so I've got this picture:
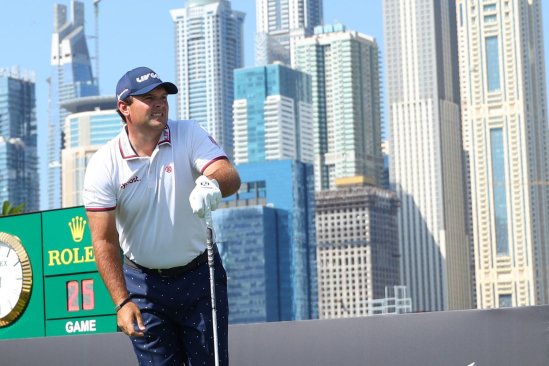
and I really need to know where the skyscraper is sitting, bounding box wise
[384,0,472,311]
[457,0,549,308]
[49,1,99,209]
[216,160,318,322]
[295,24,384,191]
[0,67,39,212]
[233,63,314,165]
[255,0,323,67]
[315,178,401,319]
[170,0,245,161]
[60,95,119,208]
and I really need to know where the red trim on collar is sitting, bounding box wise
[200,156,228,174]
[158,125,171,145]
[119,139,139,159]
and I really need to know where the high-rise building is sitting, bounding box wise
[60,96,119,208]
[457,0,549,308]
[0,67,39,212]
[213,206,282,324]
[315,178,401,319]
[233,63,314,165]
[295,24,384,191]
[255,0,323,67]
[170,0,245,161]
[216,159,318,322]
[49,1,99,209]
[383,0,472,311]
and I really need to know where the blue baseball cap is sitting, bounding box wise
[116,67,178,101]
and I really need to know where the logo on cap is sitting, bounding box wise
[136,73,159,83]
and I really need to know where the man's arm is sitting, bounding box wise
[203,158,241,198]
[86,210,145,337]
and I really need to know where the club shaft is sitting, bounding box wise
[205,211,220,366]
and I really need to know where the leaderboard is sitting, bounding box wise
[0,207,117,340]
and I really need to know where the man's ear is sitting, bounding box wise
[117,100,130,118]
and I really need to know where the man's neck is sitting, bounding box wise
[126,125,162,157]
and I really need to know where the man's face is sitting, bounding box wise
[121,86,169,130]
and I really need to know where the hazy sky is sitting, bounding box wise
[0,0,547,210]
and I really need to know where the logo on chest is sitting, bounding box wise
[119,176,141,189]
[165,165,173,173]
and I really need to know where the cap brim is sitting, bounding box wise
[131,81,178,96]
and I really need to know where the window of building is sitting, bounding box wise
[499,294,512,308]
[490,128,509,255]
[486,36,501,92]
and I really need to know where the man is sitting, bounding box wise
[83,66,240,366]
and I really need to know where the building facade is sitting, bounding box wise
[255,0,323,66]
[60,96,119,207]
[383,0,472,311]
[215,159,318,323]
[170,0,245,160]
[457,0,549,308]
[295,24,384,191]
[213,206,280,324]
[233,64,314,165]
[49,1,99,209]
[0,67,39,212]
[315,178,400,318]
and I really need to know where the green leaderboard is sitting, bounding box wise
[0,207,117,340]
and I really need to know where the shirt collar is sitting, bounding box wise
[118,123,172,160]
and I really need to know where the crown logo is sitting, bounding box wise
[68,216,87,243]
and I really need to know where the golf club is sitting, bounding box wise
[205,209,220,366]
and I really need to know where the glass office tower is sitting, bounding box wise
[0,67,39,212]
[49,1,99,209]
[214,159,318,323]
[233,63,314,165]
[171,0,245,160]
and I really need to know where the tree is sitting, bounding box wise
[1,201,25,216]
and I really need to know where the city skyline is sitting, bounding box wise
[1,0,385,211]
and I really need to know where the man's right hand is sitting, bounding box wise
[117,301,146,337]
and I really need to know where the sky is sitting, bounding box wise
[0,0,547,210]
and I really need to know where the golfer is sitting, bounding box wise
[83,66,240,365]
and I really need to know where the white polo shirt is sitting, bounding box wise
[83,119,227,269]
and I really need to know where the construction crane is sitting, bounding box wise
[93,0,101,89]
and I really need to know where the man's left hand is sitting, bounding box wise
[189,175,222,218]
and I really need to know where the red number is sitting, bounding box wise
[67,281,79,312]
[82,279,95,310]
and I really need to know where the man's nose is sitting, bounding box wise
[154,98,167,107]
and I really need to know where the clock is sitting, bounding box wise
[0,232,33,327]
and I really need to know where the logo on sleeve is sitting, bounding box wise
[119,176,141,189]
[209,136,220,148]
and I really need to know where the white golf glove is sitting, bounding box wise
[189,175,221,218]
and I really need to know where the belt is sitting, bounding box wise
[124,245,217,277]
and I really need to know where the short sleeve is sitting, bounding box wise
[190,121,228,174]
[83,151,117,211]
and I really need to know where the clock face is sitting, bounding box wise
[0,233,32,327]
[0,241,24,318]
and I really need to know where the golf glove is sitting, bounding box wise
[189,175,221,218]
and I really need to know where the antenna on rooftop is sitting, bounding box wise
[93,0,101,89]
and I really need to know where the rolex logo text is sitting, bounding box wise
[48,247,95,266]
